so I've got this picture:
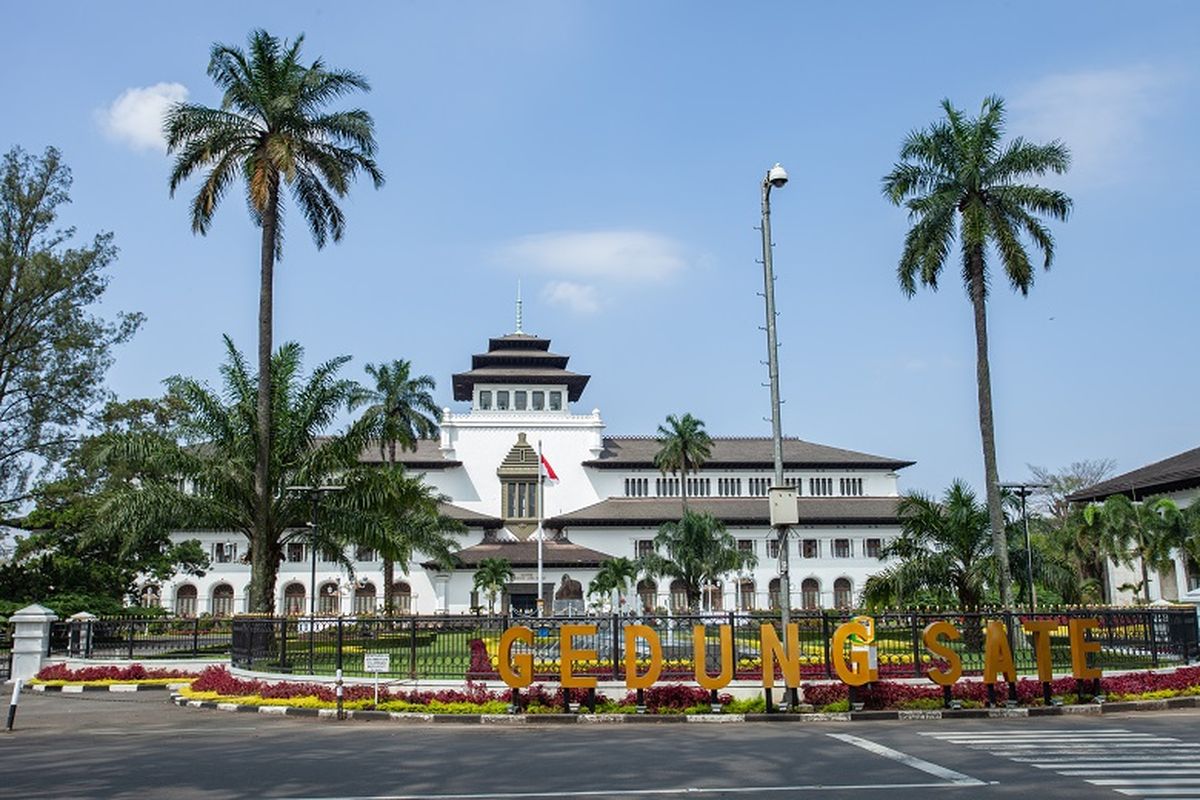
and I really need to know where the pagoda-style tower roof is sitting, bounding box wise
[452,333,591,401]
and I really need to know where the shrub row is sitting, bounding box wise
[35,664,199,682]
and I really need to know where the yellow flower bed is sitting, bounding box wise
[177,685,374,710]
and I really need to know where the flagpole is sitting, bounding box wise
[537,439,545,619]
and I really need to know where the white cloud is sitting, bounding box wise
[1010,65,1177,186]
[541,281,601,314]
[97,82,189,153]
[495,230,687,283]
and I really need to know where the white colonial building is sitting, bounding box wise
[1067,446,1200,604]
[153,327,914,617]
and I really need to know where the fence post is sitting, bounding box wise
[336,617,345,674]
[728,611,737,678]
[611,613,620,682]
[1148,611,1160,668]
[127,618,136,660]
[821,611,833,679]
[193,617,201,657]
[10,605,57,682]
[278,617,288,671]
[910,613,922,679]
[409,617,418,679]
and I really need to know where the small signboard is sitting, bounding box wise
[364,653,390,673]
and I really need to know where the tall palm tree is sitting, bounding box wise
[654,413,713,513]
[587,556,639,611]
[350,360,440,612]
[1092,495,1186,603]
[863,481,996,612]
[882,96,1072,610]
[640,511,756,611]
[352,361,440,464]
[473,557,514,615]
[165,30,384,601]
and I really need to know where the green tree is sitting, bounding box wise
[0,396,206,612]
[0,146,142,513]
[587,556,639,611]
[863,481,997,612]
[473,557,514,615]
[90,338,458,613]
[165,30,384,604]
[349,360,440,613]
[1090,495,1186,603]
[640,511,756,611]
[653,413,713,513]
[882,96,1072,609]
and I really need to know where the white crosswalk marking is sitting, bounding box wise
[920,727,1200,798]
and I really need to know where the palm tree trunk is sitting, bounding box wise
[383,557,395,615]
[252,180,280,614]
[1140,545,1152,603]
[680,455,689,516]
[967,244,1014,610]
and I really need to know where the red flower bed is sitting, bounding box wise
[619,684,733,710]
[36,664,198,682]
[801,666,1200,710]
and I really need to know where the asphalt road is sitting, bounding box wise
[6,692,1200,799]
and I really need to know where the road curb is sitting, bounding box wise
[169,693,1200,724]
[30,682,190,693]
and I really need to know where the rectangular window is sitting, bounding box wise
[321,548,340,563]
[214,543,238,563]
[738,539,755,555]
[479,390,492,410]
[285,543,304,563]
[496,390,510,410]
[532,391,545,410]
[865,538,881,558]
[802,539,818,559]
[767,539,780,559]
[636,540,654,559]
[355,547,377,562]
[549,391,562,411]
[514,391,527,410]
[834,538,851,558]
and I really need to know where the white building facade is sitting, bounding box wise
[152,328,914,617]
[1067,446,1200,604]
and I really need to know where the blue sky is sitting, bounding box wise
[3,2,1197,494]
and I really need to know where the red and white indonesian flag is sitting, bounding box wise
[540,453,559,482]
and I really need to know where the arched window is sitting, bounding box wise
[703,581,723,612]
[211,584,235,617]
[354,582,377,615]
[318,582,340,614]
[637,579,657,614]
[140,584,161,608]
[390,581,412,614]
[768,578,781,611]
[834,577,853,610]
[669,579,689,613]
[175,585,197,617]
[738,579,755,611]
[283,583,306,616]
[801,578,820,610]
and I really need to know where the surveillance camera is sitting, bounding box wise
[767,163,788,188]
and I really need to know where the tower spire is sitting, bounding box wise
[515,280,524,334]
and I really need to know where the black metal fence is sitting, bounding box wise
[48,617,233,660]
[230,607,1200,681]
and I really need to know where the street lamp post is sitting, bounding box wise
[760,162,799,710]
[286,485,344,674]
[999,482,1049,612]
